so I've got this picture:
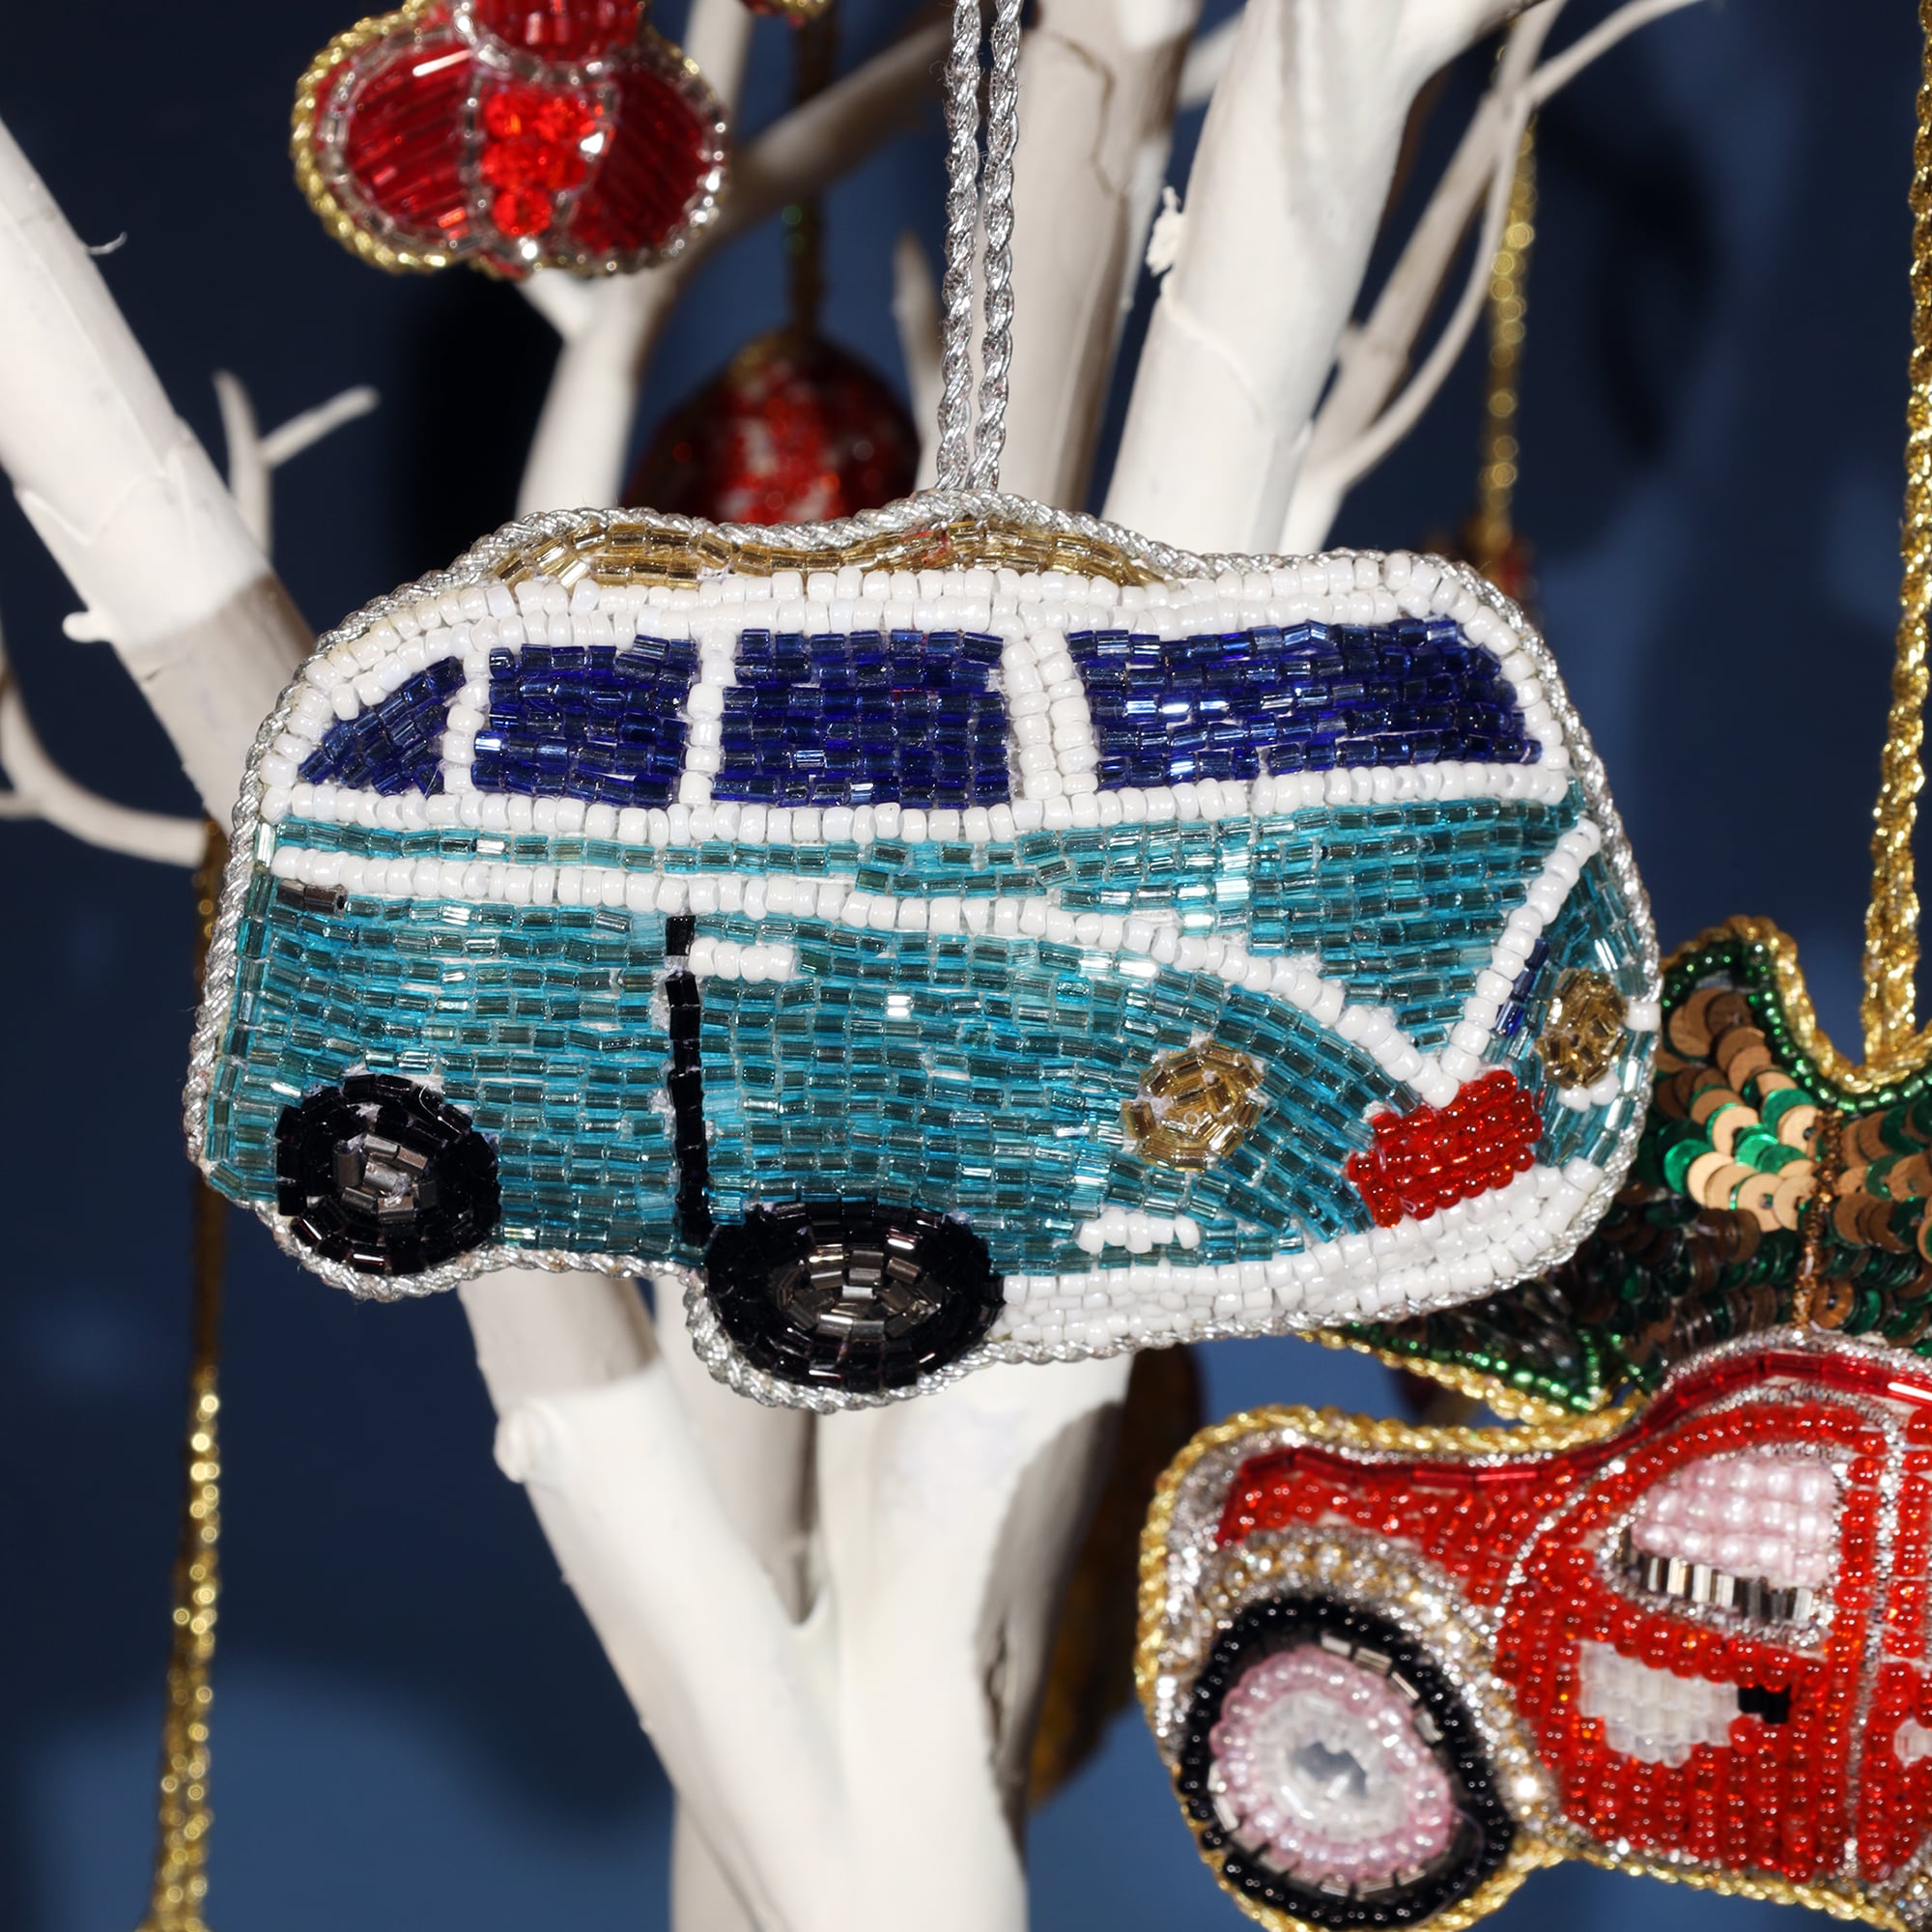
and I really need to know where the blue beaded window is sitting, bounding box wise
[1068,617,1530,787]
[299,658,464,796]
[471,639,698,805]
[713,629,1009,807]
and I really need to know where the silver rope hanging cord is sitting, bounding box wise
[932,0,1026,494]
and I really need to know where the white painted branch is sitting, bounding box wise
[1102,0,1520,552]
[1178,13,1238,111]
[0,628,204,865]
[1282,0,1703,549]
[895,230,944,487]
[518,17,947,515]
[996,0,1204,506]
[494,1333,1126,1932]
[0,118,307,812]
[1280,5,1560,551]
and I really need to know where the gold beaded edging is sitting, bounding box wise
[1304,1326,1582,1423]
[486,506,1173,590]
[1679,915,1932,1097]
[291,1,456,277]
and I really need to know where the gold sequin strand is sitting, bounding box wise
[1468,125,1537,580]
[137,827,229,1932]
[1862,0,1932,1070]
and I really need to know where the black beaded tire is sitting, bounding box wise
[704,1199,1004,1394]
[1175,1595,1514,1929]
[275,1075,500,1275]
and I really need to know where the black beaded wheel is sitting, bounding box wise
[275,1075,500,1275]
[1175,1595,1514,1929]
[704,1199,1004,1394]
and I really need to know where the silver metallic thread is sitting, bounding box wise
[965,0,1023,490]
[933,0,985,490]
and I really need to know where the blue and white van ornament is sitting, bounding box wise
[185,496,1658,1409]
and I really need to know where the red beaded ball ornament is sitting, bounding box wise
[295,0,727,278]
[626,330,918,526]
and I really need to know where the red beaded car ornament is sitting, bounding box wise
[294,0,727,277]
[1138,1333,1932,1930]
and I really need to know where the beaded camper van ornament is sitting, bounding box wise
[1321,9,1932,1426]
[1138,1331,1932,1932]
[187,0,1656,1410]
[293,0,729,277]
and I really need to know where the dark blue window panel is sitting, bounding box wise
[713,629,1010,808]
[470,638,698,806]
[299,657,464,796]
[1067,617,1531,788]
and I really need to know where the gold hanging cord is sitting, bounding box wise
[1468,124,1538,582]
[137,826,229,1932]
[1862,0,1932,1072]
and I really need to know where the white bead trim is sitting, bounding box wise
[993,1157,1605,1350]
[258,756,1574,838]
[1073,1209,1205,1255]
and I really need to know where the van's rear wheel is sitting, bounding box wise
[276,1076,499,1275]
[1176,1595,1514,1927]
[704,1199,1002,1395]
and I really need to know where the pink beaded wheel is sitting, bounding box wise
[1208,1644,1462,1890]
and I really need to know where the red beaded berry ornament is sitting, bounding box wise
[626,329,917,526]
[294,0,727,278]
[1140,1332,1932,1930]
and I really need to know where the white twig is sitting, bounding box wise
[215,372,381,555]
[894,230,944,487]
[0,117,307,812]
[0,626,204,865]
[259,384,379,469]
[1178,15,1238,111]
[1103,0,1523,552]
[516,17,948,514]
[996,0,1206,505]
[1283,0,1705,548]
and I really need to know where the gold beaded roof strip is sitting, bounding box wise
[489,507,1172,590]
[136,830,228,1932]
[1862,0,1932,1073]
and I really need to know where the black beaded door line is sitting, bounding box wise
[665,913,714,1246]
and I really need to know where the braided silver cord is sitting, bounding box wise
[965,0,1023,491]
[933,0,984,491]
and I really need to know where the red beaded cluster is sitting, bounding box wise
[627,331,918,526]
[302,0,726,277]
[1209,1343,1932,1907]
[1346,1068,1542,1227]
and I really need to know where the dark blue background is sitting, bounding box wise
[1,0,1913,1925]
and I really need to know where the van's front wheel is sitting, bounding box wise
[276,1075,500,1276]
[704,1199,1003,1396]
